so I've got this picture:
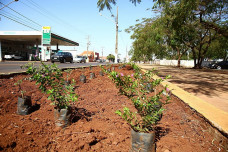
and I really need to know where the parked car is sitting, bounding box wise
[74,55,86,63]
[51,52,73,63]
[4,55,23,60]
[209,61,228,70]
[96,59,106,63]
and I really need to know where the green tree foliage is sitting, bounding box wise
[156,0,228,68]
[107,54,115,62]
[126,17,168,62]
[97,0,141,11]
[98,0,228,67]
[206,36,228,61]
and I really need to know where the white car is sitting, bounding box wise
[4,55,23,60]
[96,59,106,63]
[74,55,86,63]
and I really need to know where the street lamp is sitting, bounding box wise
[0,0,18,10]
[100,6,118,63]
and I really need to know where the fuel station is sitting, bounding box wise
[0,28,79,62]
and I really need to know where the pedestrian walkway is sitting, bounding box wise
[139,64,228,135]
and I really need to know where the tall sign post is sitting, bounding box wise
[41,26,51,61]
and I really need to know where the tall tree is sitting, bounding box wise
[98,0,228,67]
[107,54,115,62]
[126,17,168,62]
[155,0,228,68]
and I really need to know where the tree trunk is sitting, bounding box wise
[197,49,201,68]
[192,47,197,68]
[224,54,228,61]
[177,47,181,67]
[199,57,203,69]
[177,59,181,67]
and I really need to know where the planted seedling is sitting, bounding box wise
[79,67,86,83]
[99,71,104,76]
[90,73,95,79]
[64,69,73,83]
[89,65,93,70]
[14,79,32,115]
[109,63,171,151]
[23,62,78,127]
[106,64,111,72]
[14,79,26,98]
[80,75,86,83]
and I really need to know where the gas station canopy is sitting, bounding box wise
[0,31,79,46]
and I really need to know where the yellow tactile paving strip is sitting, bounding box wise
[140,67,228,135]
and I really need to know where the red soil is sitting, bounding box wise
[0,65,227,152]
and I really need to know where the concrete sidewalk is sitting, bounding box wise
[139,64,228,136]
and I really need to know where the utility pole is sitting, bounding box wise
[115,6,118,63]
[99,7,118,63]
[101,47,104,60]
[86,35,90,62]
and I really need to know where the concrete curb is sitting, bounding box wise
[140,68,228,136]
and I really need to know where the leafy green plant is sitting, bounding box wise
[64,69,73,82]
[89,65,93,70]
[130,63,141,73]
[111,64,171,133]
[100,65,107,73]
[100,64,112,73]
[14,79,26,98]
[115,107,142,132]
[108,71,137,97]
[106,64,112,70]
[23,62,78,109]
[116,89,170,132]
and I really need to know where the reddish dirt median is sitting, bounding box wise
[0,65,227,151]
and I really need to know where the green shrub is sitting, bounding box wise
[108,63,171,132]
[23,62,78,109]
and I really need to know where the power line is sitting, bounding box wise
[0,11,85,47]
[1,1,88,46]
[19,0,58,26]
[26,0,68,25]
[1,10,40,29]
[120,32,126,47]
[0,2,42,27]
[23,0,63,25]
[19,0,90,45]
[0,13,39,31]
[0,2,77,41]
[20,0,88,35]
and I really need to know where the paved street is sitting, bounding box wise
[0,61,107,74]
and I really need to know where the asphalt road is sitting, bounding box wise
[0,61,107,74]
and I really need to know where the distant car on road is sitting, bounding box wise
[96,59,106,63]
[209,61,228,70]
[74,55,86,63]
[51,52,73,63]
[4,55,23,60]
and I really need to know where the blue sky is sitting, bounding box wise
[0,0,156,59]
